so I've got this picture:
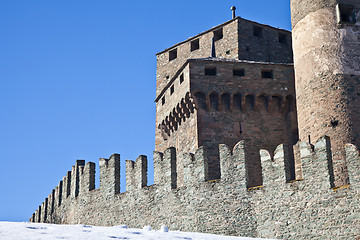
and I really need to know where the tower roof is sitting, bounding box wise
[156,17,291,56]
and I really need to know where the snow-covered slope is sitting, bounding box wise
[0,222,276,240]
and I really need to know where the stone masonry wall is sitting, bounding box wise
[30,136,359,240]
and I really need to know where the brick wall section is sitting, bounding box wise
[156,17,293,99]
[291,1,360,186]
[156,58,298,185]
[189,59,297,185]
[30,136,360,239]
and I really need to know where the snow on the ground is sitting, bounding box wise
[0,222,277,240]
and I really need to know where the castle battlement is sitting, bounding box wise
[30,136,359,239]
[30,2,360,238]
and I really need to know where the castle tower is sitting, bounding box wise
[291,0,360,185]
[155,17,298,187]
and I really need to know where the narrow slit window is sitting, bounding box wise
[337,4,356,24]
[162,96,165,105]
[205,67,217,76]
[278,33,287,44]
[233,69,245,77]
[170,85,174,95]
[213,28,223,41]
[262,70,273,79]
[169,49,177,61]
[190,39,200,51]
[179,73,184,84]
[253,26,263,38]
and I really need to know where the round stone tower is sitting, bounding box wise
[291,0,360,186]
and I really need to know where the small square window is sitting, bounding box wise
[213,28,223,41]
[169,49,177,61]
[262,70,273,79]
[205,67,217,76]
[170,85,174,95]
[337,4,356,24]
[253,26,263,38]
[278,33,287,44]
[162,96,165,105]
[233,69,245,77]
[191,39,200,51]
[179,73,184,84]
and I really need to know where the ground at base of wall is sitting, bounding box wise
[0,222,278,240]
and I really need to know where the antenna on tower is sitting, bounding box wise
[231,6,236,19]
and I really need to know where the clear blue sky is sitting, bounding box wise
[0,0,291,222]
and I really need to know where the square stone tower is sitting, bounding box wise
[155,17,298,187]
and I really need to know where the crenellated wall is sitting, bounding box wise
[30,136,359,239]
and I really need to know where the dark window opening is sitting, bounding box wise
[331,120,339,128]
[162,96,165,105]
[245,95,255,110]
[253,26,263,38]
[285,95,294,112]
[221,93,230,111]
[169,49,177,61]
[257,95,268,111]
[166,75,169,79]
[170,85,174,95]
[179,73,184,84]
[190,39,200,51]
[239,122,243,134]
[226,50,231,55]
[338,4,356,23]
[262,70,273,79]
[233,69,245,77]
[194,92,206,110]
[233,93,242,111]
[278,33,287,44]
[210,93,219,111]
[270,96,282,112]
[205,67,217,76]
[213,28,223,41]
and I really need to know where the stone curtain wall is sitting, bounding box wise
[30,136,359,240]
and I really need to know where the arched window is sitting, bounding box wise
[285,95,294,112]
[256,95,268,112]
[233,93,242,111]
[209,92,219,111]
[194,92,206,110]
[245,95,254,111]
[270,96,282,113]
[221,93,230,111]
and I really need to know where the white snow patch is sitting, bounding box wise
[159,225,168,232]
[0,221,278,240]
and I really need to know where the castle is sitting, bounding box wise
[30,1,360,239]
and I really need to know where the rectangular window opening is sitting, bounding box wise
[179,73,184,84]
[169,49,177,61]
[253,26,263,38]
[190,39,200,51]
[233,69,245,77]
[262,70,273,79]
[205,67,217,76]
[213,28,223,41]
[278,33,287,44]
[337,4,356,24]
[162,96,165,105]
[170,85,174,95]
